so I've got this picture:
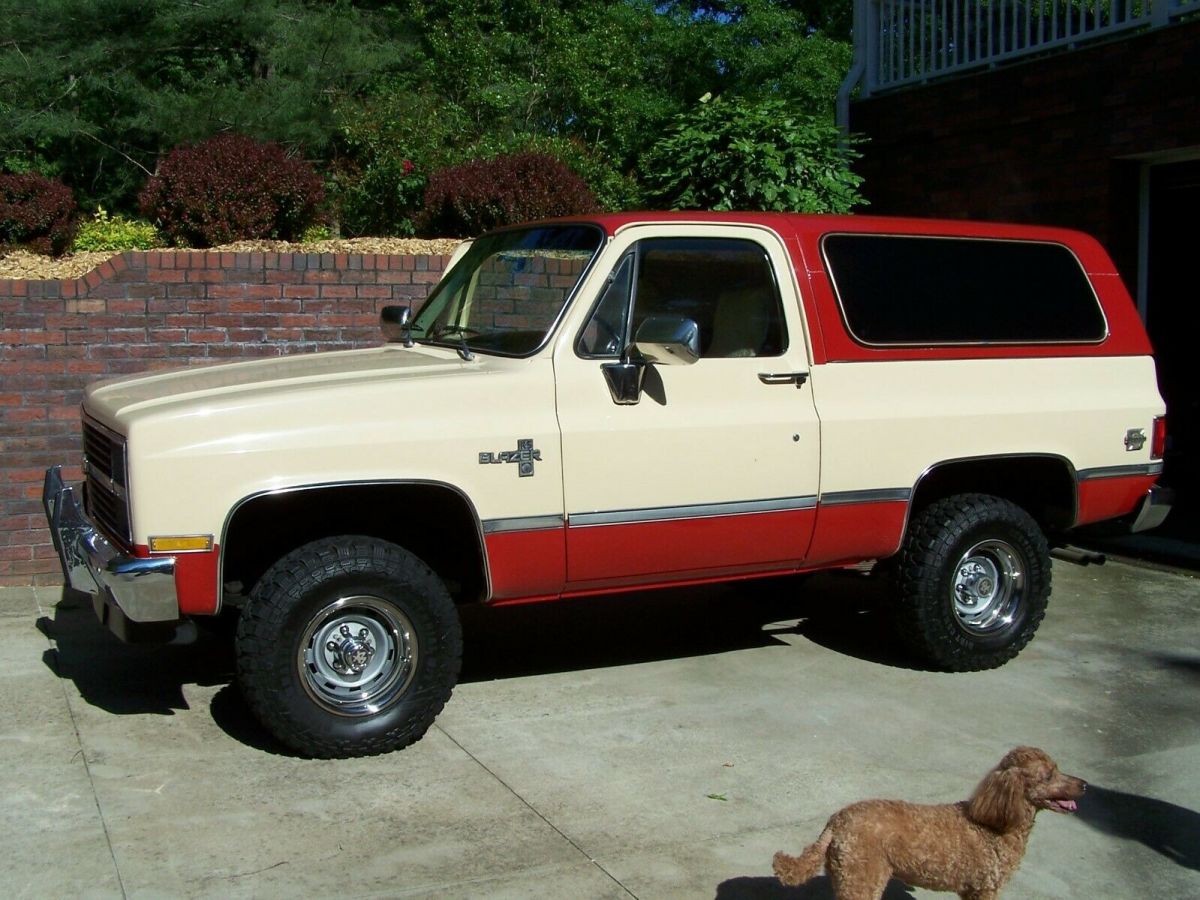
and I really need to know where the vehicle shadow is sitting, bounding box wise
[38,569,919,752]
[36,586,234,716]
[715,875,916,899]
[1075,783,1200,871]
[36,586,289,753]
[1155,653,1200,683]
[457,569,922,683]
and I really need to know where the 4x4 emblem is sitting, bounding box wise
[479,439,541,477]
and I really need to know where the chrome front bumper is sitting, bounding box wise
[42,466,180,639]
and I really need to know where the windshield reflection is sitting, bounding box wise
[411,224,603,357]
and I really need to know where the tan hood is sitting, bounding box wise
[84,345,474,427]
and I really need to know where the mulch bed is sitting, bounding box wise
[0,237,464,281]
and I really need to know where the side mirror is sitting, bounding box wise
[600,361,645,405]
[601,315,700,405]
[381,305,413,346]
[631,315,700,366]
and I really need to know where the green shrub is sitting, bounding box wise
[641,94,867,214]
[0,173,78,255]
[300,223,334,243]
[71,208,163,252]
[139,134,325,247]
[333,156,426,238]
[330,86,450,238]
[419,152,599,238]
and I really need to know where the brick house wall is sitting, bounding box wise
[848,19,1200,283]
[0,250,449,585]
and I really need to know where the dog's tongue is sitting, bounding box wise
[1054,799,1078,812]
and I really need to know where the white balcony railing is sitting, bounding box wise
[839,0,1198,121]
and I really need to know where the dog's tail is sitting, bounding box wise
[772,824,833,887]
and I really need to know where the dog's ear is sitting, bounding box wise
[968,765,1027,832]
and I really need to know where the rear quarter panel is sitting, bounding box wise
[786,217,1165,546]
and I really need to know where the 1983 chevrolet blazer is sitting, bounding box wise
[44,212,1171,757]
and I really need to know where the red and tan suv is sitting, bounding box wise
[45,212,1170,757]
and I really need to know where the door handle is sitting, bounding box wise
[758,372,809,387]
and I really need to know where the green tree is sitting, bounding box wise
[641,93,865,213]
[339,0,853,215]
[1,0,858,230]
[0,0,403,211]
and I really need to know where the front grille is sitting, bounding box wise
[82,418,132,546]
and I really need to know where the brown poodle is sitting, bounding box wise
[773,747,1086,900]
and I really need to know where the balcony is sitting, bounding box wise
[840,0,1199,119]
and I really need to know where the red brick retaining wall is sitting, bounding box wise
[0,250,450,585]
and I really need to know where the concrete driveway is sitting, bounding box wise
[3,558,1199,899]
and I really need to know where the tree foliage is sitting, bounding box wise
[0,0,859,233]
[643,94,865,213]
[0,0,400,210]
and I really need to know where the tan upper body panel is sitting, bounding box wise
[85,345,564,543]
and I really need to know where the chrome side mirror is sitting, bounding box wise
[631,315,700,366]
[381,305,413,346]
[600,315,700,405]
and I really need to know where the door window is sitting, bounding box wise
[577,237,787,359]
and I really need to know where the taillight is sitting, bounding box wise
[1151,415,1167,460]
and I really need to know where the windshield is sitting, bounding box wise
[411,224,603,357]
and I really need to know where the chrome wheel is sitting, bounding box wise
[298,595,418,716]
[951,539,1024,636]
[894,494,1049,671]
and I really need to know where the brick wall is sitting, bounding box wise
[0,250,449,585]
[849,19,1200,283]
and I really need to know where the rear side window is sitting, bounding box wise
[822,234,1107,345]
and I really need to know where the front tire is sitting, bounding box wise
[236,536,462,758]
[893,494,1050,671]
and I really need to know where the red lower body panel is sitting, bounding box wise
[564,507,816,591]
[485,528,567,602]
[803,500,908,567]
[483,499,911,604]
[1076,473,1159,527]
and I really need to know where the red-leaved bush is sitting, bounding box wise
[419,152,598,237]
[139,134,324,247]
[0,173,78,256]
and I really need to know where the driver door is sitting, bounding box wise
[552,225,821,591]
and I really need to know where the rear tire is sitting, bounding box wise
[236,536,462,758]
[894,494,1050,671]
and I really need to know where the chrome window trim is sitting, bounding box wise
[575,232,792,362]
[819,233,1111,348]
